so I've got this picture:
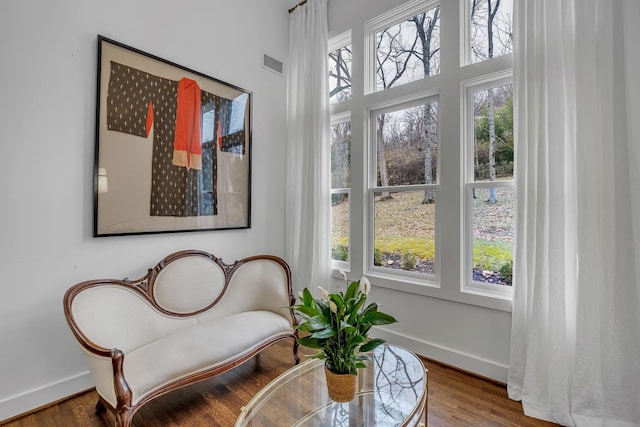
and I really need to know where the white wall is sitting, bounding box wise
[0,0,514,420]
[328,0,513,382]
[0,0,291,421]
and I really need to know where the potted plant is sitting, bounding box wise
[292,273,398,402]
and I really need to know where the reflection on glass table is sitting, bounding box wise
[236,344,427,427]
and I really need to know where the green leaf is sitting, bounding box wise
[344,280,360,301]
[316,300,329,313]
[350,335,366,346]
[362,311,397,326]
[298,336,324,349]
[297,318,330,333]
[311,328,336,339]
[293,304,322,318]
[305,315,331,330]
[359,338,385,352]
[339,320,356,333]
[305,351,325,359]
[362,302,378,315]
[355,361,367,369]
[329,293,344,313]
[302,288,315,307]
[351,294,367,315]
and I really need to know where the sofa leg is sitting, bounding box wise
[95,399,106,414]
[115,407,134,427]
[293,340,300,365]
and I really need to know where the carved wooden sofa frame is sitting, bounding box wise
[63,250,299,427]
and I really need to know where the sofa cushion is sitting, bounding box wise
[123,310,292,404]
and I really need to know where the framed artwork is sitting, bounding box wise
[94,36,252,237]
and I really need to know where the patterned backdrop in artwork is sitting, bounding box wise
[106,61,218,217]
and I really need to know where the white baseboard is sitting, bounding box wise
[372,327,509,383]
[0,371,93,423]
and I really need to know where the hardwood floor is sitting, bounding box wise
[2,341,558,427]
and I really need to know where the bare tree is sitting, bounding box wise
[471,0,503,203]
[410,7,440,204]
[375,26,418,200]
[330,121,351,190]
[329,46,352,102]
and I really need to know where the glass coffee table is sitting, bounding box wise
[236,344,427,426]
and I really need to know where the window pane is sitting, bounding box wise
[332,193,350,262]
[473,84,513,185]
[375,6,440,91]
[331,121,351,189]
[331,121,350,263]
[376,102,438,187]
[373,190,435,275]
[471,187,513,285]
[329,45,352,103]
[470,0,513,63]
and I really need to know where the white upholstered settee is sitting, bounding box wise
[63,250,299,427]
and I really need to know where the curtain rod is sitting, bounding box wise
[288,0,307,13]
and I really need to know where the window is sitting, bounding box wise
[329,32,352,104]
[463,79,514,297]
[371,99,438,279]
[329,32,352,269]
[331,117,351,265]
[329,0,513,310]
[468,0,513,64]
[374,4,440,91]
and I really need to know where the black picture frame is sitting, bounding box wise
[94,36,252,237]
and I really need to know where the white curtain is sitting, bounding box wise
[286,0,331,292]
[509,1,640,426]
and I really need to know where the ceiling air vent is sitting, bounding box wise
[263,54,284,75]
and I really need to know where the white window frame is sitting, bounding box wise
[366,92,441,286]
[328,0,514,312]
[460,0,514,67]
[329,30,353,272]
[364,0,441,95]
[330,111,352,272]
[329,30,353,106]
[461,72,514,300]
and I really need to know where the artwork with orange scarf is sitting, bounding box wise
[95,36,251,236]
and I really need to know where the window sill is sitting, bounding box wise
[337,267,513,312]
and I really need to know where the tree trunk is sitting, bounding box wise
[487,88,497,204]
[486,0,500,204]
[412,8,439,204]
[422,105,435,204]
[377,114,391,200]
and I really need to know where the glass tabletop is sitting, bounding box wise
[236,344,427,427]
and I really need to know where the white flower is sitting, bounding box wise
[318,286,330,301]
[298,291,304,300]
[359,276,371,295]
[339,270,348,282]
[329,300,338,313]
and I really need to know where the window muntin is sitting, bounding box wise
[375,5,441,92]
[469,0,513,64]
[331,120,351,264]
[329,44,352,104]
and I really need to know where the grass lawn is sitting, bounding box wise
[332,188,513,283]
